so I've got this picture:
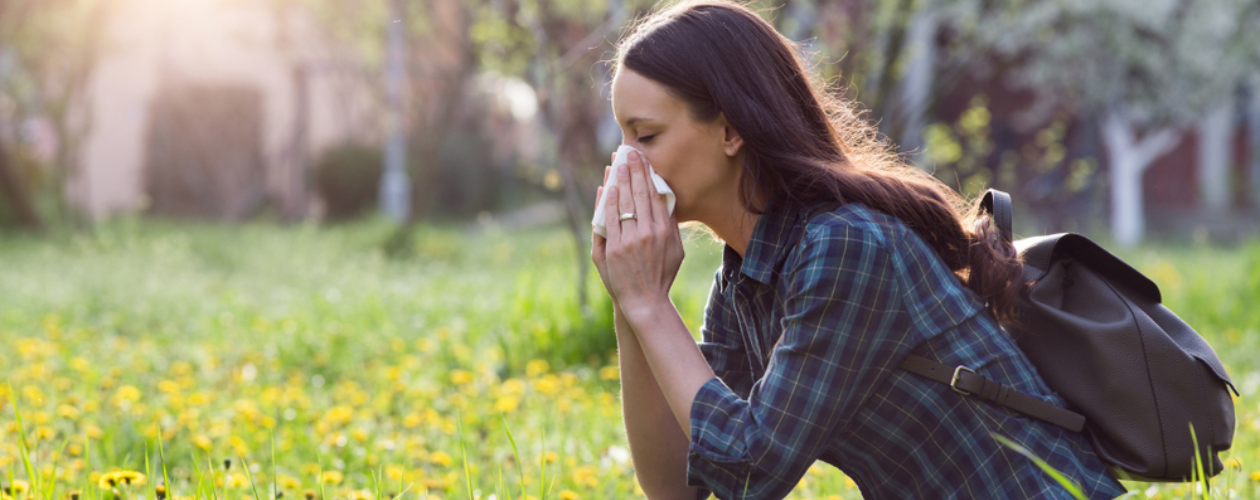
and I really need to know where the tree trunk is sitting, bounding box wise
[380,0,411,221]
[1103,108,1179,247]
[0,141,43,230]
[898,6,936,168]
[1196,101,1233,213]
[1246,85,1260,214]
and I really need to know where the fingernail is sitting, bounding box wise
[629,151,639,162]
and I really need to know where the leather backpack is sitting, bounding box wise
[893,189,1238,482]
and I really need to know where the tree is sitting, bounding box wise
[0,0,109,228]
[938,0,1260,246]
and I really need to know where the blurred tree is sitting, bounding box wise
[938,0,1260,246]
[470,0,640,317]
[0,0,109,228]
[0,141,41,230]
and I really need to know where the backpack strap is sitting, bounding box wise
[980,189,1013,245]
[899,354,1087,432]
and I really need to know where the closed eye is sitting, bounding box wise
[638,134,657,144]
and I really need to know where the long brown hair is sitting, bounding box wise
[614,0,1028,325]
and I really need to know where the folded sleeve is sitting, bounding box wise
[685,224,916,499]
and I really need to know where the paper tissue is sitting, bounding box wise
[591,144,676,238]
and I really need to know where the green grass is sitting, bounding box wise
[0,218,1256,499]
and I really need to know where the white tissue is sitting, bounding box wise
[591,144,676,237]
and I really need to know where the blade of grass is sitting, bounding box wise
[270,433,277,500]
[456,413,474,500]
[538,428,547,500]
[146,444,154,500]
[9,383,41,498]
[189,451,207,500]
[46,432,73,500]
[157,437,171,500]
[1189,423,1209,499]
[498,411,527,500]
[316,448,326,500]
[239,454,263,500]
[991,433,1088,500]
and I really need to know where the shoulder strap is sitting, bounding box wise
[980,189,1013,245]
[899,354,1087,432]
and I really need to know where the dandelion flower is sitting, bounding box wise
[525,360,550,377]
[430,451,453,467]
[278,475,301,491]
[225,473,248,490]
[8,480,29,495]
[558,491,579,500]
[449,370,474,385]
[319,471,343,485]
[117,471,146,487]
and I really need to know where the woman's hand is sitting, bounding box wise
[594,150,684,312]
[592,153,617,302]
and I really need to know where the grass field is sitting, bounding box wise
[0,218,1257,500]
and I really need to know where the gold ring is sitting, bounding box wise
[619,212,637,222]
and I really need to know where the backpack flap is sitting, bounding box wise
[1009,232,1237,481]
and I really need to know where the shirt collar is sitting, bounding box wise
[724,195,810,286]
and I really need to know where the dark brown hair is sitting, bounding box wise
[614,0,1028,325]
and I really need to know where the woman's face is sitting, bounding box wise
[610,67,742,223]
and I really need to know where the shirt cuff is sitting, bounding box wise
[686,376,753,495]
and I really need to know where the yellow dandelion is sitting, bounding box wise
[278,475,301,491]
[525,360,550,377]
[449,370,474,385]
[543,451,558,464]
[224,473,248,490]
[319,471,343,486]
[599,365,619,381]
[192,434,213,451]
[35,426,56,440]
[56,405,80,419]
[1251,470,1260,481]
[558,491,579,500]
[532,376,559,395]
[300,463,321,477]
[8,480,29,495]
[347,490,373,500]
[495,396,520,413]
[118,471,146,487]
[430,451,453,467]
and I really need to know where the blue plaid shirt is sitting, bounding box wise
[686,197,1126,499]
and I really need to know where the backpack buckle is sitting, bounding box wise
[951,365,976,395]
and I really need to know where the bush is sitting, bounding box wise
[314,143,384,220]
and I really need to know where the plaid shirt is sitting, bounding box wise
[686,197,1126,499]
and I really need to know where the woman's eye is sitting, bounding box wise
[638,134,656,144]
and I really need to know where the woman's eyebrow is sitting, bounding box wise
[624,116,655,126]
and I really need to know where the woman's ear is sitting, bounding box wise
[717,113,743,157]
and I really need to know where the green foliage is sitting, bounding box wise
[313,144,384,221]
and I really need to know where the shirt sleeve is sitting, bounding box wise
[685,223,916,499]
[696,268,755,399]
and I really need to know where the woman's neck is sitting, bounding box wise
[701,189,766,259]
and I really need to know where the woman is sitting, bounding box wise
[591,1,1126,499]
